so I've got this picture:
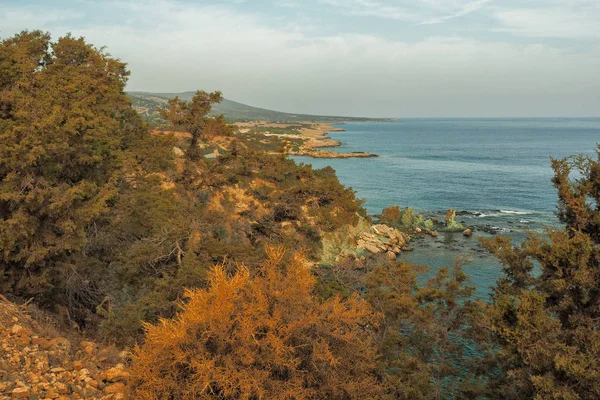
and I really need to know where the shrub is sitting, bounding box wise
[131,247,384,400]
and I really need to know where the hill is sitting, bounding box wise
[128,91,393,124]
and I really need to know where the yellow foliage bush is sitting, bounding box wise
[130,246,384,399]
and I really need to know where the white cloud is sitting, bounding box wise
[420,0,492,25]
[495,7,600,39]
[320,0,415,21]
[0,5,82,37]
[1,0,599,116]
[321,0,494,24]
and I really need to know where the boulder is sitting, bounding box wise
[463,229,473,237]
[386,251,397,260]
[372,224,393,236]
[364,244,381,254]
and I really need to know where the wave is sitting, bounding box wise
[498,210,535,215]
[456,209,536,218]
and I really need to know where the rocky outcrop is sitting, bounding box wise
[321,216,410,264]
[0,298,129,400]
[445,209,456,224]
[356,224,410,257]
[443,208,465,232]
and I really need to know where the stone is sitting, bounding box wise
[99,365,129,383]
[11,386,30,398]
[32,337,52,350]
[48,338,69,351]
[372,224,392,236]
[415,227,422,233]
[84,378,99,389]
[55,382,68,394]
[445,209,456,224]
[172,146,185,156]
[463,228,473,237]
[430,231,438,238]
[103,382,126,395]
[72,361,84,371]
[386,251,397,260]
[364,244,381,254]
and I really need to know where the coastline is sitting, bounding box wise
[234,121,378,158]
[294,123,378,158]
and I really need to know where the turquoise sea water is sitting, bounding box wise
[293,118,600,298]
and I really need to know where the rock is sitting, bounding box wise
[372,224,392,236]
[11,325,24,335]
[99,364,129,383]
[386,251,397,260]
[104,382,126,395]
[445,209,456,224]
[364,244,381,254]
[463,229,473,237]
[430,231,438,238]
[72,360,84,371]
[172,146,185,156]
[32,337,52,350]
[415,227,422,233]
[11,386,30,398]
[16,336,31,347]
[48,337,70,351]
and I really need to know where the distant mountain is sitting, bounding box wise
[128,91,393,124]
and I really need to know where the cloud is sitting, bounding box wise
[494,7,600,39]
[419,0,492,25]
[320,0,415,21]
[1,0,599,116]
[321,0,493,24]
[0,5,82,37]
[275,1,302,8]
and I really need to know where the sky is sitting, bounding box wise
[1,0,599,117]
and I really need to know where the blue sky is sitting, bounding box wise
[1,0,599,117]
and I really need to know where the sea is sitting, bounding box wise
[292,118,600,298]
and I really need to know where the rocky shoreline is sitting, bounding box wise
[234,121,379,159]
[292,124,378,158]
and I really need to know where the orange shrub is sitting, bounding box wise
[130,246,384,400]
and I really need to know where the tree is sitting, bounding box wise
[0,31,145,301]
[482,146,600,399]
[159,90,231,161]
[131,246,384,400]
[365,259,490,399]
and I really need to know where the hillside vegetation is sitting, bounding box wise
[2,31,600,400]
[128,91,394,124]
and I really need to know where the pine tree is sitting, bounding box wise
[159,90,231,161]
[482,146,600,399]
[366,259,490,399]
[0,31,144,301]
